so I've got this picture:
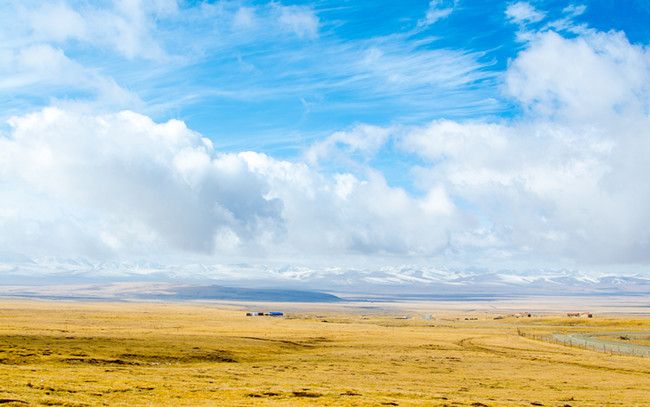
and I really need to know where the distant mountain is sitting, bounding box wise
[0,282,343,303]
[1,256,649,298]
[172,285,342,302]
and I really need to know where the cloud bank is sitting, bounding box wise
[0,108,283,259]
[0,2,649,279]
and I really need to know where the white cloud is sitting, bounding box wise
[3,26,649,269]
[305,124,391,166]
[350,43,493,106]
[233,6,256,30]
[419,0,459,27]
[242,153,461,258]
[0,107,464,263]
[0,0,502,129]
[0,108,283,258]
[27,2,87,42]
[93,0,166,60]
[548,4,588,33]
[505,2,545,24]
[506,30,650,122]
[507,2,590,41]
[0,43,141,112]
[7,0,170,61]
[0,1,171,118]
[142,0,179,17]
[274,4,319,39]
[562,4,586,18]
[1,2,649,275]
[400,28,650,265]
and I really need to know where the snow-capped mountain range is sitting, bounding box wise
[1,255,648,297]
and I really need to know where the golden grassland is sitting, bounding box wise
[0,299,649,406]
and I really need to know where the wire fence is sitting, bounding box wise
[517,329,650,358]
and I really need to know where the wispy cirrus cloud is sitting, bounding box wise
[418,0,459,27]
[0,0,503,145]
[505,1,545,25]
[274,4,320,39]
[0,43,142,118]
[14,0,174,60]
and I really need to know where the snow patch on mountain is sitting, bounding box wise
[0,256,648,295]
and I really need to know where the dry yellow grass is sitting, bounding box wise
[0,299,648,406]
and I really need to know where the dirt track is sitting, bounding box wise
[552,331,650,357]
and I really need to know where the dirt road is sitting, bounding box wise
[552,331,650,357]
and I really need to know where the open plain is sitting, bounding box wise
[0,298,649,407]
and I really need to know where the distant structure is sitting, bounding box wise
[567,312,593,318]
[493,312,533,320]
[246,311,284,317]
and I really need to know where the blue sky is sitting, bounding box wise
[2,1,519,152]
[1,0,650,280]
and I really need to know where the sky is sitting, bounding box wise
[1,0,650,280]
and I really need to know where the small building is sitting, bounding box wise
[567,312,592,318]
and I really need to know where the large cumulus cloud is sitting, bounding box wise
[0,108,464,263]
[242,151,463,260]
[401,28,650,266]
[0,108,283,258]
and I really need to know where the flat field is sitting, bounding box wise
[0,299,649,406]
